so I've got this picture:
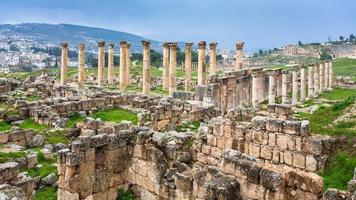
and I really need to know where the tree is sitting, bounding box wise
[259,49,263,56]
[350,34,356,42]
[298,41,303,46]
[339,35,345,41]
[320,51,332,61]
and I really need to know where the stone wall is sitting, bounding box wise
[196,115,332,173]
[57,112,330,200]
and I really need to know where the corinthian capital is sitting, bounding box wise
[236,42,244,50]
[209,42,218,50]
[109,43,114,49]
[141,40,151,49]
[198,41,206,49]
[61,42,68,48]
[185,43,193,50]
[98,41,105,47]
[120,41,128,48]
[163,42,171,48]
[170,42,178,50]
[78,44,85,51]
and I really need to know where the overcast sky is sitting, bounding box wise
[0,0,355,51]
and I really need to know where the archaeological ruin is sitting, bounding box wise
[0,39,355,200]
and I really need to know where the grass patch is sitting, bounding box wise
[333,58,356,80]
[319,88,356,101]
[27,150,57,178]
[319,152,356,190]
[66,112,85,128]
[39,130,69,144]
[176,121,201,132]
[34,186,57,200]
[0,120,12,132]
[92,107,138,124]
[19,119,49,132]
[117,188,136,200]
[0,151,27,163]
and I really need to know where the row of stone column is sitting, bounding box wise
[60,41,245,95]
[60,41,131,89]
[252,61,333,108]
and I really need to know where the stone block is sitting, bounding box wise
[252,130,268,145]
[293,152,305,169]
[305,155,318,172]
[302,137,323,155]
[248,144,260,158]
[0,133,9,144]
[276,134,287,150]
[260,146,272,160]
[251,116,268,131]
[286,135,296,151]
[0,162,19,183]
[210,147,222,158]
[268,133,276,146]
[201,144,211,155]
[266,119,283,132]
[90,134,108,148]
[260,167,285,192]
[283,120,301,135]
[207,134,217,146]
[283,151,293,166]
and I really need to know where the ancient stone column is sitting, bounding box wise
[328,61,333,90]
[209,42,218,75]
[198,41,206,85]
[300,66,306,102]
[142,40,151,94]
[97,41,105,86]
[185,43,193,92]
[319,62,324,92]
[162,42,170,90]
[252,73,259,108]
[281,70,289,104]
[324,61,329,90]
[119,41,127,90]
[78,44,85,89]
[235,42,244,70]
[313,63,319,95]
[291,66,298,105]
[108,43,114,85]
[169,42,177,96]
[307,65,314,98]
[60,43,68,85]
[268,71,276,104]
[126,43,131,86]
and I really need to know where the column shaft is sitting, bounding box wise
[292,68,298,105]
[169,43,177,96]
[307,65,314,98]
[313,63,319,95]
[268,73,276,104]
[198,41,206,85]
[60,43,68,85]
[97,41,105,86]
[185,43,193,92]
[209,42,217,75]
[300,67,306,102]
[235,42,244,70]
[282,71,288,104]
[328,61,333,89]
[108,44,114,85]
[126,43,131,86]
[252,74,259,108]
[142,41,151,94]
[119,41,127,90]
[324,61,329,90]
[78,44,85,89]
[162,43,170,90]
[319,63,324,92]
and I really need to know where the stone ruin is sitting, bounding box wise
[0,40,355,200]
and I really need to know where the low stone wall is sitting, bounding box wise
[0,78,21,94]
[196,115,332,173]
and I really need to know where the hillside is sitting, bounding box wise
[0,23,161,52]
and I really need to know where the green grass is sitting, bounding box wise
[0,120,12,132]
[66,112,85,128]
[176,121,201,132]
[319,152,356,190]
[117,188,136,200]
[0,151,27,163]
[319,88,356,100]
[27,150,57,178]
[19,119,49,132]
[26,94,41,102]
[333,58,356,80]
[92,107,138,124]
[34,186,57,200]
[39,130,69,144]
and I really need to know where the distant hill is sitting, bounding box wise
[0,23,162,52]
